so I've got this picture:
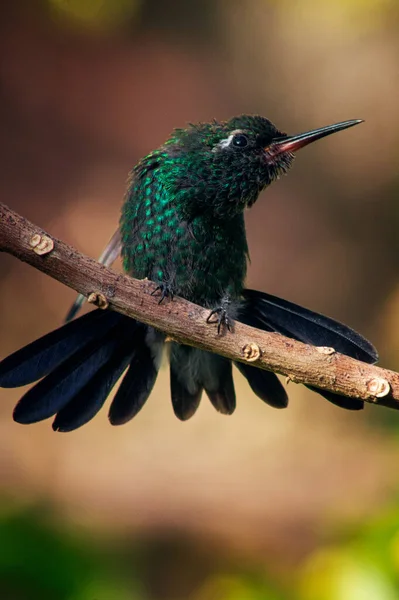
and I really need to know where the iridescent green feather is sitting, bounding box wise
[120,116,286,305]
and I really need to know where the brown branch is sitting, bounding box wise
[0,201,398,410]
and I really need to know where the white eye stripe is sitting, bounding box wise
[218,134,235,149]
[212,129,245,152]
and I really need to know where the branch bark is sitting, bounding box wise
[0,202,398,410]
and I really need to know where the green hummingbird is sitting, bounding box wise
[0,115,377,431]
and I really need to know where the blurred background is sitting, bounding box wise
[1,0,399,598]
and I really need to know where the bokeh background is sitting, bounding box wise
[1,1,399,598]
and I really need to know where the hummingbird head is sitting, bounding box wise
[163,115,362,219]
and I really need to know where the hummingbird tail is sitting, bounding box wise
[239,289,378,410]
[170,365,203,420]
[169,344,236,420]
[0,310,161,431]
[235,362,288,408]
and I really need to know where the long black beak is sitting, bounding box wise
[269,119,363,154]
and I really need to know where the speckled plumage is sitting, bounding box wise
[120,115,290,306]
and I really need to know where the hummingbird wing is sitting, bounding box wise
[0,310,162,431]
[108,340,159,426]
[0,309,121,387]
[239,289,378,410]
[65,228,122,322]
[53,323,160,432]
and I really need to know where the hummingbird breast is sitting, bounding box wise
[121,189,248,306]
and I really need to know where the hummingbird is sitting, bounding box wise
[0,115,378,431]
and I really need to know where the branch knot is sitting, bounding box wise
[29,233,54,255]
[87,292,109,310]
[366,377,391,399]
[242,342,261,362]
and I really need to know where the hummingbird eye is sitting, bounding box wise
[232,133,249,148]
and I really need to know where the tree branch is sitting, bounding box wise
[0,202,398,410]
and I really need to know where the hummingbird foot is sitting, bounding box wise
[206,298,233,335]
[151,282,175,304]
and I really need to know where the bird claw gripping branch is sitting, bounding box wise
[151,282,175,304]
[206,297,233,334]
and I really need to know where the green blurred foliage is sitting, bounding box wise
[4,505,399,600]
[0,507,138,600]
[0,506,288,600]
[194,573,286,600]
[299,510,399,600]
